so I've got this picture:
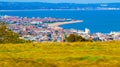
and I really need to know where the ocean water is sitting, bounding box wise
[0,10,120,33]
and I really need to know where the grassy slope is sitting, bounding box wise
[0,41,120,67]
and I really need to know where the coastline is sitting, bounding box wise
[0,9,120,12]
[48,20,83,29]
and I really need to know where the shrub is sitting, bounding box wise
[0,22,30,43]
[66,34,92,42]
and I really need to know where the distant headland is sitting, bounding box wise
[0,2,120,10]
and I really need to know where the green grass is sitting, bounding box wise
[0,41,120,67]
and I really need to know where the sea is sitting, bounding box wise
[0,10,120,33]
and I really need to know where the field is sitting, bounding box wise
[0,41,120,67]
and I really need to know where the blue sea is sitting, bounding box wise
[0,10,120,33]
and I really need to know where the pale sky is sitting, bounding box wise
[0,0,120,3]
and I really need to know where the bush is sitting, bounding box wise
[66,34,91,42]
[0,22,30,43]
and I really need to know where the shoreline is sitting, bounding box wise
[0,9,120,12]
[48,20,83,29]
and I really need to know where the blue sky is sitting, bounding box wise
[0,0,120,3]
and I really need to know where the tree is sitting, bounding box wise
[66,34,91,42]
[66,34,76,42]
[0,22,30,43]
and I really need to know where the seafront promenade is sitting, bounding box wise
[48,20,83,27]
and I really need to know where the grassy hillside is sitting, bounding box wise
[0,41,120,67]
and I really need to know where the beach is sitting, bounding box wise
[48,20,83,28]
